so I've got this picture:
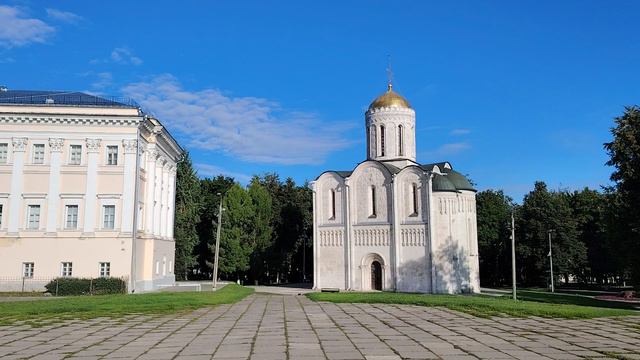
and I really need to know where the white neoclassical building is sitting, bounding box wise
[311,83,480,294]
[0,89,182,292]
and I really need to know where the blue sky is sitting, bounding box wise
[2,1,639,201]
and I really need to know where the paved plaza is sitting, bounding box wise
[0,294,639,360]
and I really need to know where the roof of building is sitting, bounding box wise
[442,169,475,191]
[432,174,458,192]
[317,160,476,192]
[368,84,412,111]
[0,89,139,108]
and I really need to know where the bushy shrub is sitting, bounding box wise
[44,277,127,296]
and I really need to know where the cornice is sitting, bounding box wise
[0,114,141,127]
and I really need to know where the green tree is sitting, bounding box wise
[173,153,202,280]
[518,182,586,286]
[569,188,609,283]
[215,183,256,280]
[604,106,640,286]
[248,177,273,283]
[476,190,514,287]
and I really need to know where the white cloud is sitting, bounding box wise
[424,142,471,159]
[46,8,82,24]
[92,72,113,89]
[450,128,471,135]
[122,74,352,165]
[0,6,55,47]
[111,47,142,65]
[195,163,251,184]
[90,47,143,65]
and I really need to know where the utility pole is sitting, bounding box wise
[511,210,516,300]
[548,230,555,293]
[302,236,306,283]
[212,193,223,289]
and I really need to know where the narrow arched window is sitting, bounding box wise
[371,126,377,158]
[370,186,377,218]
[398,125,404,156]
[380,125,385,157]
[411,183,418,216]
[330,189,336,220]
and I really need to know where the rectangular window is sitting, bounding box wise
[28,205,40,229]
[0,204,3,227]
[0,143,7,164]
[103,205,115,229]
[107,145,118,165]
[33,144,45,164]
[99,262,110,277]
[69,145,82,165]
[65,205,79,229]
[61,262,72,277]
[23,262,34,278]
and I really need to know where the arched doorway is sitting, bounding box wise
[371,261,382,290]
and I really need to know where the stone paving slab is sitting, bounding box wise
[0,294,639,359]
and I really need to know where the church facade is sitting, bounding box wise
[311,84,480,294]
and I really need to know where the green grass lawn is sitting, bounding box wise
[307,291,639,319]
[0,284,254,326]
[515,290,639,310]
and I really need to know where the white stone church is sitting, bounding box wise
[311,83,480,294]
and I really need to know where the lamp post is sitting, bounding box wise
[511,210,517,300]
[212,193,223,289]
[548,229,555,293]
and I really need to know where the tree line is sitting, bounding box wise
[173,164,312,285]
[477,106,640,289]
[173,106,640,289]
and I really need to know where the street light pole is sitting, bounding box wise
[212,193,223,289]
[511,210,516,300]
[548,230,555,293]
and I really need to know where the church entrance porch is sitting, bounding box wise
[371,261,382,290]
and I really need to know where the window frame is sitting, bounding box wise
[99,262,111,277]
[65,205,79,229]
[27,204,41,230]
[69,144,82,165]
[0,142,8,164]
[61,262,73,277]
[102,205,116,229]
[32,143,45,164]
[22,262,34,278]
[106,145,118,165]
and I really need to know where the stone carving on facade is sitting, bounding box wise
[156,156,167,167]
[85,138,102,153]
[319,229,344,247]
[122,139,138,154]
[11,137,28,152]
[146,148,159,161]
[48,138,64,152]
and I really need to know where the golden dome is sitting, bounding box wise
[368,84,412,110]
